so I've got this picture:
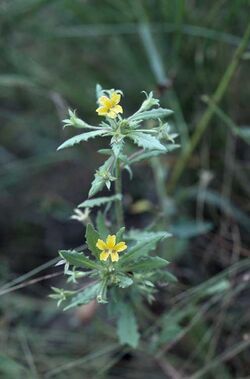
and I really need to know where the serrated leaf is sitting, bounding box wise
[59,250,101,270]
[128,132,166,151]
[78,194,122,208]
[129,107,173,121]
[88,156,114,198]
[88,176,106,198]
[96,212,109,239]
[111,141,124,157]
[120,233,170,263]
[117,303,140,348]
[57,129,106,150]
[124,256,169,272]
[64,283,100,310]
[85,224,100,258]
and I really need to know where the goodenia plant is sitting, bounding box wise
[50,85,179,348]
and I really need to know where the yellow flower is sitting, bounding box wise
[96,92,123,119]
[96,234,127,262]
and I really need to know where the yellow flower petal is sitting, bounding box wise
[113,104,123,114]
[113,241,127,252]
[96,239,107,250]
[96,106,108,115]
[111,251,119,262]
[98,96,109,106]
[96,91,122,118]
[107,110,117,119]
[106,234,116,249]
[100,251,110,261]
[110,92,121,105]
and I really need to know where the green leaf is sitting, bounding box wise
[57,130,106,150]
[128,132,166,151]
[111,140,124,157]
[155,270,178,283]
[129,150,165,164]
[85,224,100,258]
[88,156,114,198]
[117,303,140,348]
[129,107,173,121]
[165,143,180,152]
[59,250,101,270]
[88,176,106,198]
[116,226,125,242]
[121,233,170,263]
[98,149,112,155]
[96,212,109,239]
[96,83,103,99]
[64,283,100,310]
[124,256,169,272]
[63,109,98,130]
[78,194,122,208]
[116,274,133,288]
[126,230,171,241]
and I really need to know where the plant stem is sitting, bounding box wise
[97,276,108,304]
[167,23,250,194]
[115,158,124,228]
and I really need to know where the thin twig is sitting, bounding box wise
[0,272,63,296]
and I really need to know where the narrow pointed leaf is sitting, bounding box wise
[85,224,100,258]
[57,130,106,150]
[124,256,169,272]
[78,194,122,208]
[117,303,140,348]
[120,233,170,263]
[64,283,100,310]
[96,212,109,239]
[59,250,101,270]
[128,132,166,151]
[129,107,173,121]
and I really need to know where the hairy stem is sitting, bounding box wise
[115,158,124,228]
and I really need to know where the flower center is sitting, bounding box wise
[105,249,113,255]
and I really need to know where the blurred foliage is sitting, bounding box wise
[0,0,250,378]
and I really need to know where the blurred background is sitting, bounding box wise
[0,1,250,378]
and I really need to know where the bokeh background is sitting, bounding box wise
[0,1,250,378]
